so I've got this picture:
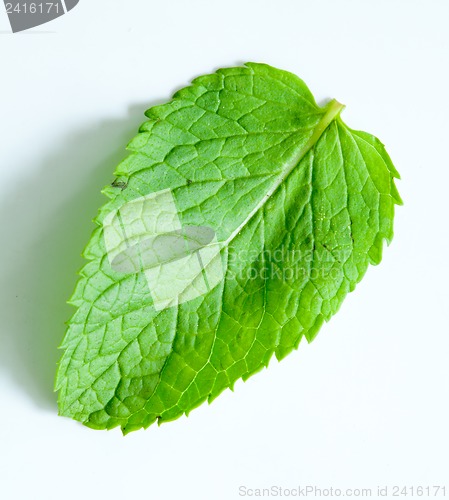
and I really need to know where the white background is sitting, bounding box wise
[1,1,448,499]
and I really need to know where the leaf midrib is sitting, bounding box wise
[134,100,346,423]
[59,99,346,421]
[222,99,345,248]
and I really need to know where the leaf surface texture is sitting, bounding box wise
[56,63,401,433]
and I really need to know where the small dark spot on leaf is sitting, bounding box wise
[186,179,192,185]
[111,179,128,190]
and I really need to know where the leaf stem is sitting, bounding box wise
[305,99,345,150]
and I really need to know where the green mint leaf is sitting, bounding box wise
[56,63,402,433]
